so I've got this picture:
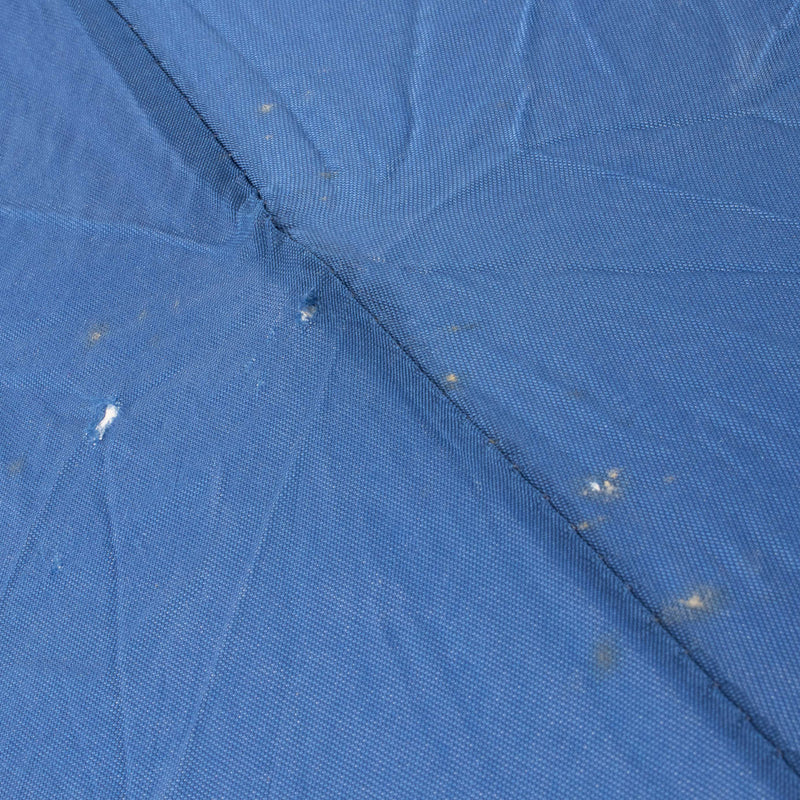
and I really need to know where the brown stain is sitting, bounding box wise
[320,171,339,180]
[663,475,676,484]
[86,324,108,346]
[577,515,606,532]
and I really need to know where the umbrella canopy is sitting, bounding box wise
[1,0,799,796]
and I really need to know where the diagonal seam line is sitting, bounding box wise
[98,0,800,783]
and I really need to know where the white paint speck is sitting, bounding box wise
[582,469,622,500]
[299,306,316,323]
[95,404,118,440]
[298,291,319,324]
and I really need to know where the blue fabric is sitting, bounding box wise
[1,0,799,796]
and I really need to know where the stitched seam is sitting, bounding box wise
[99,0,800,783]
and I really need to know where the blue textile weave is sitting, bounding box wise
[1,0,799,796]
